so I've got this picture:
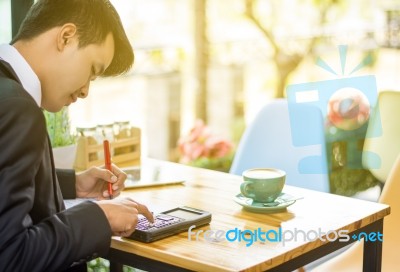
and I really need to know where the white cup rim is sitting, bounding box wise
[242,168,286,179]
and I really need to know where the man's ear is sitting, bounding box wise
[57,23,77,51]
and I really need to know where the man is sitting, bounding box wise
[0,0,154,271]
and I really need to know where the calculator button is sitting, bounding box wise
[135,214,185,231]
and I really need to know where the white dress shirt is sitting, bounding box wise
[0,44,41,107]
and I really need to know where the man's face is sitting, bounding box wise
[41,32,115,112]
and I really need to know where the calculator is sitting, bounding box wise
[129,206,212,242]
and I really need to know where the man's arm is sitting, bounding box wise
[0,85,111,271]
[57,168,77,199]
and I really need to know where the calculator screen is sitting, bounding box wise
[164,209,201,220]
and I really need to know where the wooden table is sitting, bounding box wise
[106,159,390,272]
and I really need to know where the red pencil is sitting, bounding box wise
[103,140,113,199]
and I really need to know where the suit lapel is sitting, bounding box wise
[0,60,22,84]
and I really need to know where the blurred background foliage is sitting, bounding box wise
[3,0,397,200]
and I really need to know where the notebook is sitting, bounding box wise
[123,163,186,189]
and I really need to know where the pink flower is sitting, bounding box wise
[187,120,210,143]
[204,136,233,158]
[178,119,233,163]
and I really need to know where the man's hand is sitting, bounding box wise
[97,198,154,236]
[75,164,127,199]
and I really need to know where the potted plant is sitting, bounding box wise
[44,107,77,169]
[324,90,380,196]
[177,119,234,172]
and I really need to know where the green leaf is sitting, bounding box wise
[43,107,76,147]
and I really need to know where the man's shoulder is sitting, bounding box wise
[0,60,38,105]
[0,58,20,81]
[0,76,30,100]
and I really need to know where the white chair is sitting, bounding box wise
[230,99,330,192]
[352,91,400,202]
[363,91,400,183]
[311,154,400,271]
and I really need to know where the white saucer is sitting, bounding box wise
[234,193,297,213]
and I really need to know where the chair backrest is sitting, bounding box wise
[363,91,400,182]
[311,153,400,271]
[230,99,330,192]
[377,153,400,269]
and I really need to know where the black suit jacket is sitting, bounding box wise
[0,60,112,271]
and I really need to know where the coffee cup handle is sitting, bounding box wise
[240,181,255,199]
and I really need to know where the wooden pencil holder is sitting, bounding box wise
[74,127,141,171]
